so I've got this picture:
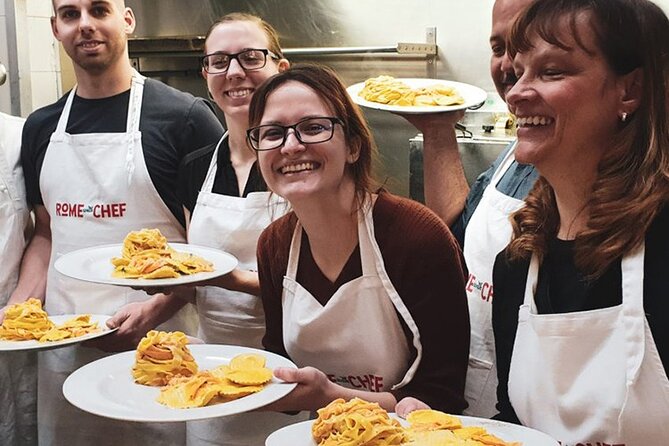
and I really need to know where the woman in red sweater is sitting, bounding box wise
[247,64,470,413]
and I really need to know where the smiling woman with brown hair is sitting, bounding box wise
[248,64,470,414]
[491,0,669,444]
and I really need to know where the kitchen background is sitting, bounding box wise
[2,0,668,197]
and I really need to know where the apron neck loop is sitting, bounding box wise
[490,140,519,187]
[126,70,145,133]
[201,132,229,193]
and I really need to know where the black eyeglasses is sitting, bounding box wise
[201,49,279,74]
[247,117,344,151]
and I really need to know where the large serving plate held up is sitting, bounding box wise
[63,344,297,423]
[54,243,238,287]
[347,78,487,114]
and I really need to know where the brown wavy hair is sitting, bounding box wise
[247,64,378,198]
[506,0,669,277]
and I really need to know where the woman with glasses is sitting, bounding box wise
[175,13,304,446]
[247,64,470,413]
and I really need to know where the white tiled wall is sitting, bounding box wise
[0,0,61,117]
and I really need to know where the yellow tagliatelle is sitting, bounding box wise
[132,330,199,386]
[156,352,272,409]
[358,75,464,107]
[312,401,522,446]
[312,398,408,446]
[39,314,101,342]
[0,298,54,341]
[0,299,100,343]
[111,228,213,279]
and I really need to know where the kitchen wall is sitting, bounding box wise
[0,0,62,117]
[2,0,669,193]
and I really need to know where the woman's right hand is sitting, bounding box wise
[395,396,431,418]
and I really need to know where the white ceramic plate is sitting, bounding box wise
[54,243,238,287]
[63,344,298,422]
[347,78,487,114]
[0,314,116,352]
[266,413,559,446]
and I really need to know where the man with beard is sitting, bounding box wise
[7,1,222,444]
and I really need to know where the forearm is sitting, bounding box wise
[422,128,469,226]
[8,208,51,304]
[206,269,260,296]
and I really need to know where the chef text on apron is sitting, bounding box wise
[38,72,194,446]
[282,194,422,393]
[0,113,37,446]
[462,144,525,417]
[508,245,669,446]
[186,134,304,446]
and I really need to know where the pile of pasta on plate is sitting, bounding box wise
[358,75,464,107]
[111,228,213,279]
[311,398,521,446]
[0,298,100,343]
[132,330,273,409]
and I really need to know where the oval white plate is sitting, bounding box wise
[266,413,559,446]
[63,344,297,422]
[347,78,487,114]
[54,243,238,287]
[0,314,116,352]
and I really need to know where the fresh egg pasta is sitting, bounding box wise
[111,228,213,279]
[0,298,54,341]
[312,400,522,446]
[155,351,272,409]
[132,330,199,386]
[0,298,100,343]
[358,75,464,107]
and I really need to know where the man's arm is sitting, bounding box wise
[7,205,51,305]
[398,112,469,226]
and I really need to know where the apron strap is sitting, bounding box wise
[490,140,519,187]
[285,221,303,279]
[201,133,229,194]
[618,242,646,431]
[53,89,78,136]
[522,253,540,313]
[126,70,145,133]
[359,193,423,390]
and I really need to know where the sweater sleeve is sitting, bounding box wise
[375,193,470,414]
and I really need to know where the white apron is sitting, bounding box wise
[0,113,37,446]
[186,134,302,446]
[508,245,669,446]
[38,72,195,446]
[282,194,422,393]
[462,144,524,417]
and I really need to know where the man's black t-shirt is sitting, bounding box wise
[21,78,224,227]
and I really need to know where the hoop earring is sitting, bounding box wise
[620,112,628,122]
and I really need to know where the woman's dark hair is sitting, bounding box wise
[248,64,377,197]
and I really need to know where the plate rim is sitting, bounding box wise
[347,77,488,114]
[63,344,298,423]
[54,242,239,287]
[0,314,117,352]
[265,412,560,446]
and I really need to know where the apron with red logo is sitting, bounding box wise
[463,144,525,417]
[38,72,195,445]
[282,194,421,393]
